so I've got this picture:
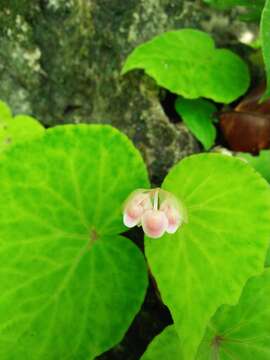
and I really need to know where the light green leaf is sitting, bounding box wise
[122,29,250,103]
[0,125,149,359]
[0,101,44,152]
[141,325,183,360]
[0,100,12,120]
[141,325,182,360]
[145,154,270,360]
[261,0,270,99]
[175,98,217,150]
[237,150,270,183]
[141,269,270,359]
[198,269,270,359]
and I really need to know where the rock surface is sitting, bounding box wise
[0,0,213,181]
[0,0,258,180]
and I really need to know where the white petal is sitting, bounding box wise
[141,210,168,238]
[166,220,181,234]
[123,212,140,228]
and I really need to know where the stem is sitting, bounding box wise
[153,189,159,210]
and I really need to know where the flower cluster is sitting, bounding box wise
[123,188,183,238]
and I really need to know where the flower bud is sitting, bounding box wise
[123,190,151,228]
[160,199,182,234]
[141,210,168,238]
[123,188,185,238]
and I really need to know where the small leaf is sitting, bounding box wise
[0,100,12,120]
[204,0,264,21]
[122,29,250,103]
[237,150,270,182]
[0,125,149,359]
[175,98,217,150]
[145,154,270,360]
[0,101,44,152]
[141,269,270,359]
[261,0,270,99]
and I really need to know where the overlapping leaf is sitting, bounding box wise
[141,270,270,359]
[145,154,270,360]
[0,125,149,359]
[122,29,250,103]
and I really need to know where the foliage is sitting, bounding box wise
[141,325,182,360]
[203,0,265,21]
[122,29,250,103]
[237,150,270,182]
[0,99,270,360]
[141,269,270,359]
[145,154,270,359]
[0,100,44,152]
[175,98,217,150]
[261,0,270,99]
[0,124,149,359]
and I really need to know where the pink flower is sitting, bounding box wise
[123,188,184,238]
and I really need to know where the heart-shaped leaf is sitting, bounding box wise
[197,269,270,359]
[175,98,217,150]
[122,29,250,103]
[141,269,270,359]
[0,125,149,359]
[145,154,270,360]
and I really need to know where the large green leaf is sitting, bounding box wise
[0,125,149,359]
[141,269,270,359]
[261,0,270,99]
[0,100,44,152]
[198,269,270,359]
[237,150,270,183]
[145,154,270,360]
[122,29,250,103]
[175,98,217,150]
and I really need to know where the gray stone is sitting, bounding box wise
[0,0,254,181]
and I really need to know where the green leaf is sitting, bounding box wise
[198,269,270,359]
[203,0,264,21]
[261,0,270,99]
[175,98,217,150]
[0,100,12,120]
[141,325,182,360]
[237,150,270,183]
[0,125,149,359]
[122,29,250,103]
[145,154,270,360]
[141,269,270,359]
[0,100,44,152]
[204,0,264,11]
